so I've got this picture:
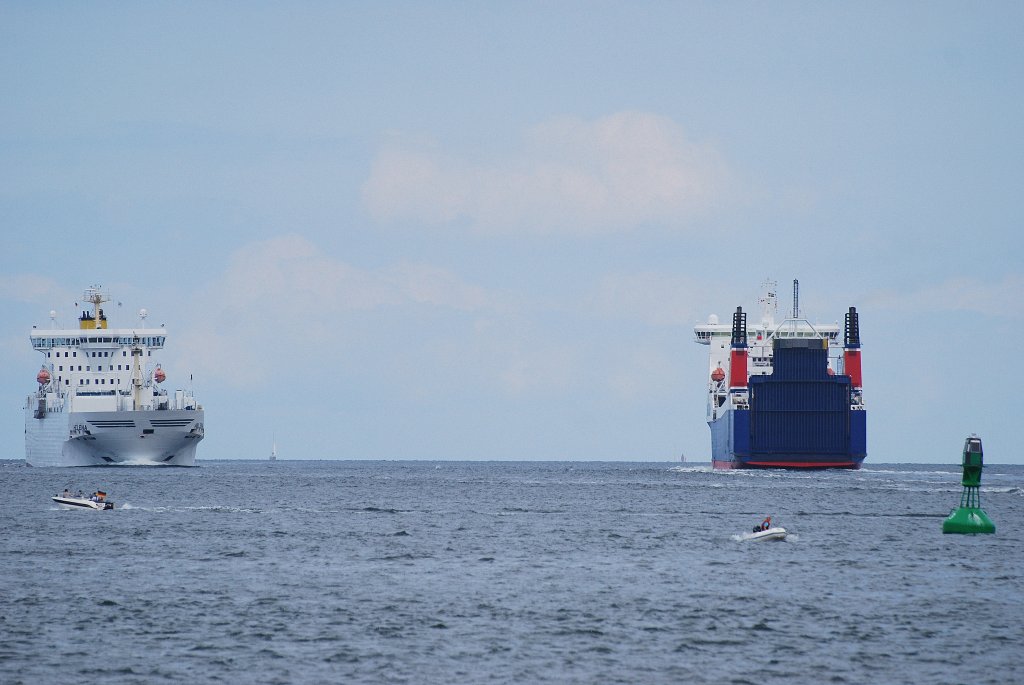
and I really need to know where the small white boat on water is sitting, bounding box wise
[740,527,787,542]
[52,491,114,510]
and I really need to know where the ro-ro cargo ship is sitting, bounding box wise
[25,286,204,467]
[694,280,865,469]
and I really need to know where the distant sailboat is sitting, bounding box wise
[270,436,277,461]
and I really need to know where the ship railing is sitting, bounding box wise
[767,317,829,340]
[693,328,716,344]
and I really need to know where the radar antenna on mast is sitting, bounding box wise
[80,285,111,330]
[83,285,109,313]
[791,279,800,319]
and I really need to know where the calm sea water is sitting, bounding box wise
[2,460,1022,684]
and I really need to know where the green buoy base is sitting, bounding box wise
[942,507,995,534]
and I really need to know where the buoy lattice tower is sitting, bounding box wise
[942,434,995,534]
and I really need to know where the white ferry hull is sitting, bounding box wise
[25,406,204,467]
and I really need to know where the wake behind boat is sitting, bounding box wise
[52,490,114,510]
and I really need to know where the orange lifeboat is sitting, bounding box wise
[37,367,51,385]
[711,367,725,383]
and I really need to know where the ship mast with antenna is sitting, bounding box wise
[791,279,800,319]
[80,285,110,330]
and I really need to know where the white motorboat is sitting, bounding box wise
[740,526,787,542]
[52,492,114,510]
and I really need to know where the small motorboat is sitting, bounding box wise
[52,491,114,510]
[740,526,787,542]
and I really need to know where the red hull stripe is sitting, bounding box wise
[713,459,861,470]
[749,461,859,468]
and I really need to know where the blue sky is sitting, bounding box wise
[2,2,1022,463]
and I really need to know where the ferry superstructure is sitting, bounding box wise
[693,280,865,469]
[24,286,204,467]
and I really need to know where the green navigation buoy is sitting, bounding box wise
[942,434,995,534]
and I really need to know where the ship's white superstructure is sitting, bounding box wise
[693,280,853,422]
[24,286,204,467]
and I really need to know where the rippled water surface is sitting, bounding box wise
[3,460,1023,684]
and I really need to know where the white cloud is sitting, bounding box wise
[606,345,680,403]
[165,237,748,406]
[468,316,577,395]
[589,271,714,326]
[214,234,493,314]
[362,111,730,234]
[0,275,73,307]
[176,234,500,387]
[864,275,1024,318]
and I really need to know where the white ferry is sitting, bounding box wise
[25,286,204,467]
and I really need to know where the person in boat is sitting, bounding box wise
[62,488,71,498]
[754,516,772,532]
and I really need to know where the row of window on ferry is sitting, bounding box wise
[54,362,148,373]
[46,350,152,358]
[33,336,166,348]
[56,377,127,387]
